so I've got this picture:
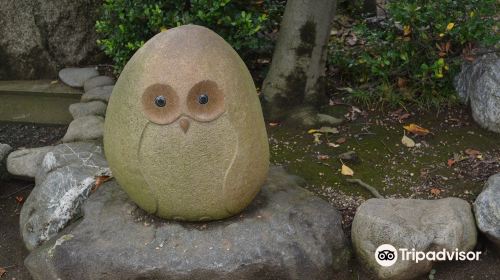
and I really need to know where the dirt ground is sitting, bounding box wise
[1,107,499,280]
[0,123,66,280]
[268,106,500,235]
[0,179,34,280]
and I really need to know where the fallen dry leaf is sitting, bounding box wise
[91,175,112,193]
[403,25,411,36]
[96,175,111,187]
[313,133,322,144]
[465,148,481,158]
[390,108,403,116]
[398,113,411,122]
[447,158,456,167]
[403,124,430,135]
[401,135,416,148]
[0,267,5,277]
[309,127,339,134]
[268,122,280,127]
[430,188,442,197]
[390,109,412,123]
[345,106,363,121]
[15,196,24,204]
[327,142,340,148]
[397,77,408,88]
[317,154,330,160]
[329,98,344,106]
[336,137,347,144]
[351,106,362,113]
[341,164,354,176]
[337,87,354,93]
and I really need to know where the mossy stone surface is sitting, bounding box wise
[104,25,269,221]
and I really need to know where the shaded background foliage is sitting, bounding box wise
[329,0,499,109]
[96,0,498,109]
[96,0,285,74]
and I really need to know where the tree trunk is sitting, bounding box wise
[262,0,337,121]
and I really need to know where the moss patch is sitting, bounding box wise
[296,20,316,57]
[267,106,500,202]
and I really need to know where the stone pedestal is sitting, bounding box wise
[25,167,350,280]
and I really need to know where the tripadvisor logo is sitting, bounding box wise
[375,244,398,267]
[374,244,481,267]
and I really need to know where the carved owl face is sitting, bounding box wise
[141,80,225,132]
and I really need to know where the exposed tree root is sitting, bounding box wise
[346,178,384,198]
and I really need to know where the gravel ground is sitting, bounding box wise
[0,123,67,150]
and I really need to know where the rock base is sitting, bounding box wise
[352,198,477,280]
[454,53,500,133]
[474,173,500,250]
[25,167,350,280]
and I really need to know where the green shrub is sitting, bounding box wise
[96,0,281,74]
[329,0,499,109]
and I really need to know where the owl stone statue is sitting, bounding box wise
[104,25,269,221]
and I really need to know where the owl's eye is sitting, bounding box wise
[198,94,209,105]
[142,84,180,124]
[187,80,225,122]
[154,96,167,107]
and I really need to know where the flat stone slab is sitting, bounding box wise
[25,167,350,280]
[0,80,83,95]
[7,146,54,180]
[69,101,107,119]
[83,75,115,92]
[474,173,500,250]
[0,80,82,124]
[59,68,99,88]
[81,85,113,103]
[62,115,104,143]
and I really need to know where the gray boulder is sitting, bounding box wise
[0,0,102,80]
[352,198,477,280]
[83,75,115,92]
[81,85,114,103]
[20,141,108,251]
[62,116,104,143]
[58,67,99,88]
[7,146,54,180]
[0,143,13,180]
[289,107,343,126]
[474,173,500,250]
[25,167,350,280]
[69,101,107,119]
[454,53,500,133]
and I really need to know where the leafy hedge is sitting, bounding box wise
[329,0,499,108]
[96,0,284,74]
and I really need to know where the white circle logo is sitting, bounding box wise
[375,244,398,267]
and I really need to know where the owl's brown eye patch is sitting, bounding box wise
[187,80,224,122]
[142,83,180,124]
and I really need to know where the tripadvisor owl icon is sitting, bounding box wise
[375,244,398,267]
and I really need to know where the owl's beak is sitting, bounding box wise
[179,118,190,133]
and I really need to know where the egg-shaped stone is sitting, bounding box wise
[104,25,269,221]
